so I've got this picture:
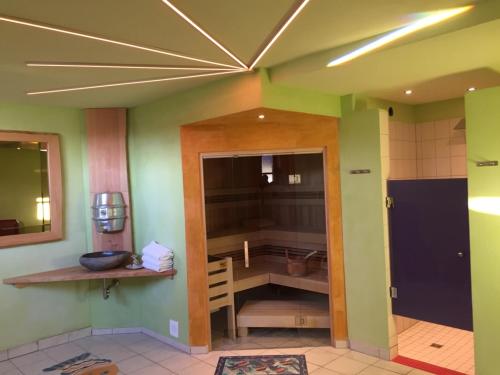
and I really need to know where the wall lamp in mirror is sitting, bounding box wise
[0,131,62,248]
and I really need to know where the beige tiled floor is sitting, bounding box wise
[0,333,432,375]
[398,321,474,375]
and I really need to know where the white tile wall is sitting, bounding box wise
[388,118,467,180]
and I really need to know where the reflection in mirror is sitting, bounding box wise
[0,141,51,236]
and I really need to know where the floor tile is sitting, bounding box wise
[343,351,378,365]
[158,353,200,373]
[305,348,340,366]
[117,355,155,374]
[373,360,412,374]
[358,366,401,375]
[127,364,174,375]
[176,361,215,375]
[311,367,343,375]
[43,343,87,362]
[142,347,180,363]
[325,356,370,375]
[10,351,50,369]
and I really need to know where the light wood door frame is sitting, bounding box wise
[181,108,348,348]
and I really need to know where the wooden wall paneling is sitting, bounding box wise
[181,108,348,348]
[85,108,133,252]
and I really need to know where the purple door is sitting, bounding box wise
[388,179,473,331]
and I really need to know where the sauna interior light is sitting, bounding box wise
[26,62,236,71]
[161,0,248,70]
[327,5,473,67]
[258,114,265,119]
[468,87,476,92]
[405,89,413,95]
[0,14,239,69]
[36,197,50,221]
[26,70,241,95]
[249,0,311,70]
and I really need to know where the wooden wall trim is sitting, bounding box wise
[180,108,348,347]
[85,108,133,252]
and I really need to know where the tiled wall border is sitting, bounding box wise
[0,326,198,363]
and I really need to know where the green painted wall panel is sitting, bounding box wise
[0,104,90,351]
[465,87,500,375]
[415,97,465,122]
[339,109,391,349]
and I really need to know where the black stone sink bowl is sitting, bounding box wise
[79,251,130,271]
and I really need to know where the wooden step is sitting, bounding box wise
[236,299,330,336]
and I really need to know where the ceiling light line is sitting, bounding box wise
[248,0,311,70]
[327,5,473,67]
[26,69,243,96]
[161,0,248,70]
[0,14,240,69]
[26,62,241,71]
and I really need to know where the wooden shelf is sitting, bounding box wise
[3,266,176,288]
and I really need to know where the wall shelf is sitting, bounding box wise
[3,266,176,288]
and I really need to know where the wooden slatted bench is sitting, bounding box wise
[236,299,330,336]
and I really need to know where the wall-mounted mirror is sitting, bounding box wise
[0,131,62,248]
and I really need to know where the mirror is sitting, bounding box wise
[0,131,62,248]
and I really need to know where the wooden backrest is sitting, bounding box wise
[208,256,234,312]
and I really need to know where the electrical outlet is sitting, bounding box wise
[294,174,301,184]
[288,174,295,184]
[169,319,179,338]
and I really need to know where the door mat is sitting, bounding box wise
[394,355,467,375]
[215,354,308,375]
[43,353,118,375]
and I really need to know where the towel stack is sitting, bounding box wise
[141,241,174,272]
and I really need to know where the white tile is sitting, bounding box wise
[436,158,451,177]
[117,355,155,374]
[434,120,450,139]
[421,141,435,159]
[38,333,68,350]
[159,352,200,372]
[420,123,435,141]
[68,328,92,342]
[343,351,379,365]
[0,351,7,362]
[113,328,142,334]
[373,360,412,374]
[8,342,38,360]
[142,347,180,363]
[325,356,370,374]
[408,370,434,375]
[359,366,402,375]
[451,156,467,176]
[422,159,436,177]
[305,347,340,366]
[311,367,343,375]
[92,328,113,336]
[0,361,16,374]
[43,342,86,362]
[128,364,174,375]
[176,360,215,375]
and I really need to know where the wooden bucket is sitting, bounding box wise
[286,250,308,276]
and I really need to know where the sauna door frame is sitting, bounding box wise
[180,108,347,350]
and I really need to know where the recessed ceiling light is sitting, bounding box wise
[258,114,265,119]
[26,62,238,71]
[467,87,476,92]
[405,89,413,95]
[0,14,239,69]
[161,0,248,70]
[26,70,241,95]
[327,5,473,67]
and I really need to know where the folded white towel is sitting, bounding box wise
[143,261,172,273]
[142,241,173,260]
[142,254,173,266]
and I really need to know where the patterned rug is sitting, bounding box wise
[215,355,308,375]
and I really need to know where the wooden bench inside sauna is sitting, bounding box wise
[207,248,330,337]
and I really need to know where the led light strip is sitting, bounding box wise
[161,0,248,70]
[26,62,237,71]
[0,14,240,69]
[248,0,310,70]
[27,70,242,95]
[327,5,473,67]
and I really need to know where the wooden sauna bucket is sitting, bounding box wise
[286,250,308,277]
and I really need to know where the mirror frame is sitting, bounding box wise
[0,131,62,248]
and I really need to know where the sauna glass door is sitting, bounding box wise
[388,178,473,331]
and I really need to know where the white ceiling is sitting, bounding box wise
[0,0,499,107]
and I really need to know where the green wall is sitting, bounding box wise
[465,86,500,375]
[339,109,392,351]
[415,97,465,122]
[0,104,89,351]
